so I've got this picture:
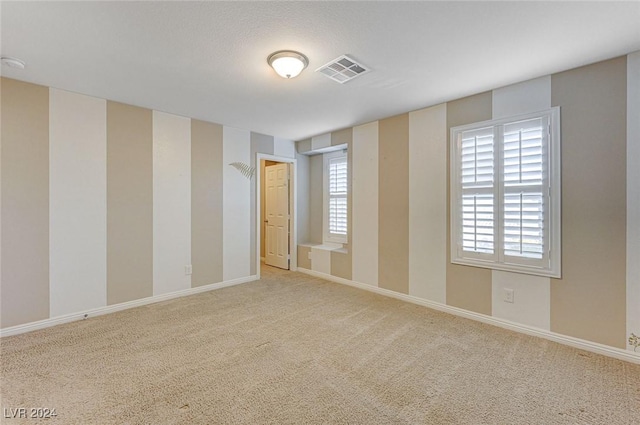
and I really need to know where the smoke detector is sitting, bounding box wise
[316,55,369,84]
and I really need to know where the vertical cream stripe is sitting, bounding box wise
[378,114,410,294]
[409,104,447,303]
[331,129,353,280]
[490,77,551,330]
[352,122,379,286]
[250,132,275,275]
[0,79,2,324]
[308,155,324,244]
[550,57,627,348]
[223,127,251,280]
[191,120,224,286]
[492,76,551,119]
[1,78,50,328]
[446,92,493,315]
[106,101,153,305]
[153,111,191,295]
[50,88,107,317]
[627,51,640,350]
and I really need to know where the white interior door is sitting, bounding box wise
[265,163,290,269]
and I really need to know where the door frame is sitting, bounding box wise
[256,153,297,278]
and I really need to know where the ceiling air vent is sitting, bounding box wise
[316,55,370,84]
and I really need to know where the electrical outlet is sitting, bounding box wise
[504,288,514,303]
[185,265,193,275]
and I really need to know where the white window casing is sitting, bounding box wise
[451,107,561,278]
[323,150,348,244]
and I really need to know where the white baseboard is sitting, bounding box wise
[0,275,258,338]
[297,268,640,365]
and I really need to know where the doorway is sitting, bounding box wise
[257,154,297,276]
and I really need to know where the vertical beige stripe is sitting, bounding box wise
[378,114,409,294]
[0,78,50,327]
[297,245,311,270]
[106,101,153,305]
[627,51,640,350]
[331,128,352,146]
[550,57,627,348]
[191,120,223,286]
[446,92,493,315]
[331,250,352,280]
[408,105,447,303]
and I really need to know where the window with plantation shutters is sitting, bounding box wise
[324,150,348,243]
[451,108,561,277]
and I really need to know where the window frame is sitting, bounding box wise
[450,107,561,278]
[323,150,348,244]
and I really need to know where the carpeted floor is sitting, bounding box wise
[1,265,639,424]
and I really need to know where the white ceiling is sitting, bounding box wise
[2,1,639,141]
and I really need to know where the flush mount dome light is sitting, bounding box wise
[1,56,26,69]
[267,50,308,79]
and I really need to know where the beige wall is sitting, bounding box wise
[445,92,493,315]
[191,119,224,286]
[550,57,628,348]
[297,245,311,270]
[378,114,410,294]
[0,78,50,327]
[106,101,154,305]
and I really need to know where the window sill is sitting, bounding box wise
[298,242,347,253]
[451,258,561,279]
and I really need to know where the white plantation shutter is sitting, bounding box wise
[462,194,494,254]
[503,193,544,258]
[460,126,495,257]
[451,108,561,277]
[502,117,547,263]
[325,152,348,242]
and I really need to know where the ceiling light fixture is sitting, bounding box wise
[267,50,308,79]
[1,56,26,69]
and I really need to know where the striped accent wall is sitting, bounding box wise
[0,78,276,330]
[490,76,552,330]
[378,114,410,294]
[50,88,107,316]
[297,52,640,352]
[550,56,628,348]
[106,101,153,305]
[408,104,447,303]
[2,51,639,354]
[191,120,224,287]
[628,51,640,351]
[222,127,251,281]
[351,122,379,286]
[445,92,493,315]
[1,78,50,328]
[153,111,192,296]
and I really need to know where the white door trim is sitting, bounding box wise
[256,153,297,279]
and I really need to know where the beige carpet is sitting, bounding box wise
[1,266,639,424]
